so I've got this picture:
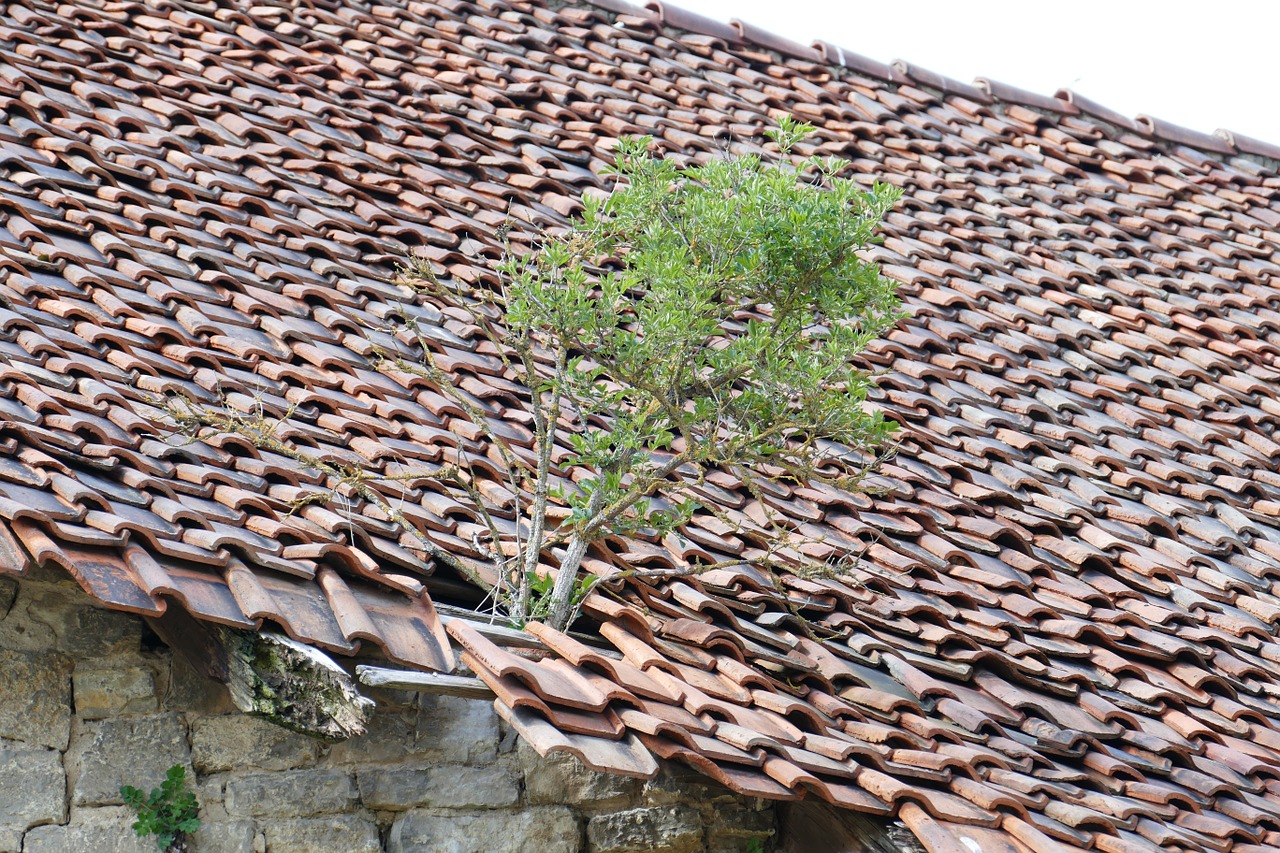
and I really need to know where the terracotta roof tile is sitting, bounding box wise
[3,0,1280,846]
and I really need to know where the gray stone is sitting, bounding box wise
[262,816,382,853]
[390,807,580,853]
[359,764,517,810]
[641,768,719,807]
[22,807,155,853]
[356,765,431,810]
[0,649,73,749]
[704,798,775,837]
[418,764,518,809]
[414,694,499,764]
[704,799,775,851]
[60,602,143,658]
[189,820,256,853]
[0,743,64,837]
[69,713,191,806]
[330,695,498,766]
[326,704,420,765]
[587,806,703,853]
[191,714,321,774]
[192,777,231,823]
[73,666,157,719]
[519,741,638,808]
[225,769,357,817]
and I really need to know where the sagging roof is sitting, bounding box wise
[4,0,1280,849]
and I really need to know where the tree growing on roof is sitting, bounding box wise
[389,117,903,630]
[165,117,903,633]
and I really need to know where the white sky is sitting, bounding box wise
[671,0,1280,146]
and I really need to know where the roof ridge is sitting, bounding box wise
[582,0,1280,164]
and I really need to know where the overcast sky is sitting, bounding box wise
[672,0,1280,146]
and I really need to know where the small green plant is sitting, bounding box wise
[524,570,600,626]
[120,764,200,852]
[744,838,768,853]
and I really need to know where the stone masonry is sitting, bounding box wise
[0,568,778,853]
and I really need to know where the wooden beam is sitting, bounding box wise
[357,665,496,700]
[433,605,624,656]
[435,607,546,650]
[148,608,374,741]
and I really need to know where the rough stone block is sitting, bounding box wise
[359,764,518,810]
[519,741,639,808]
[191,714,321,774]
[355,766,430,811]
[0,649,73,749]
[189,819,256,853]
[641,768,719,807]
[262,816,381,853]
[587,806,703,853]
[414,694,499,764]
[190,775,232,824]
[704,798,776,840]
[22,807,154,853]
[60,602,143,659]
[73,666,157,719]
[69,713,191,806]
[390,807,580,853]
[326,704,420,765]
[225,769,357,817]
[0,743,64,838]
[327,695,498,767]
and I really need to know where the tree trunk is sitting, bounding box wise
[546,531,592,630]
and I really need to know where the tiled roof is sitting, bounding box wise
[6,0,1280,848]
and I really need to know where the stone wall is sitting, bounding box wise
[0,568,778,853]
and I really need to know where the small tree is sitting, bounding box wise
[393,117,902,629]
[166,117,902,633]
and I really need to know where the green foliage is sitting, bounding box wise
[524,570,600,625]
[487,116,903,627]
[505,117,899,495]
[120,764,200,852]
[744,838,768,853]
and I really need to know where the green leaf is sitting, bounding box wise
[120,764,200,851]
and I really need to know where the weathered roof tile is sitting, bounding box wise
[2,0,1280,846]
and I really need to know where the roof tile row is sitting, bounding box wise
[3,0,1280,849]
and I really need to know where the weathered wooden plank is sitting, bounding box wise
[435,607,546,649]
[147,608,374,741]
[433,605,621,657]
[357,665,496,700]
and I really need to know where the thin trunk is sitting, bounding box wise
[519,350,564,620]
[545,485,605,629]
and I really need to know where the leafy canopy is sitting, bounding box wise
[481,116,904,627]
[508,119,899,486]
